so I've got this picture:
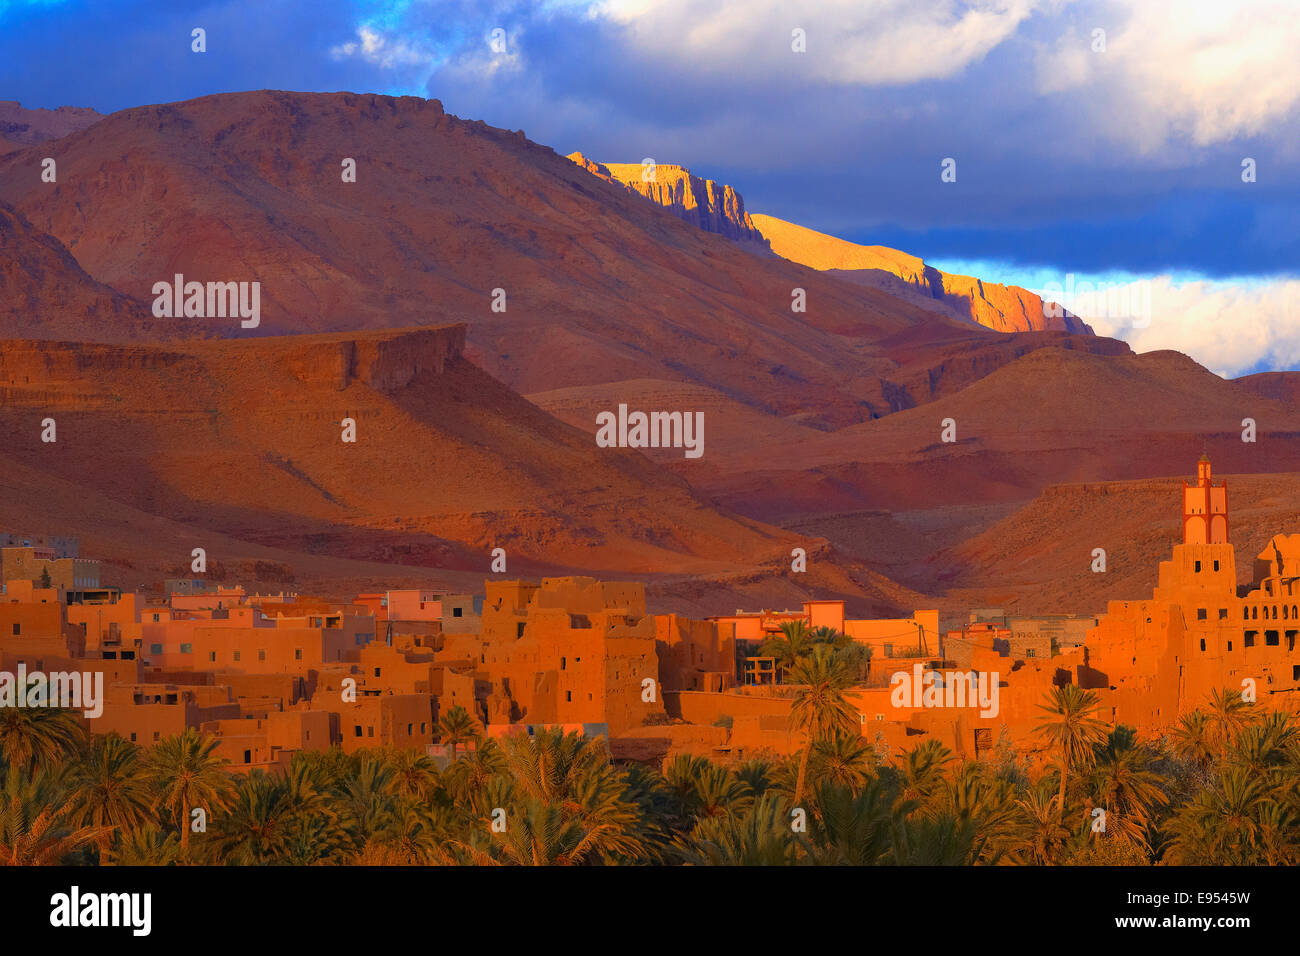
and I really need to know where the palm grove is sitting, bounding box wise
[1,621,1296,865]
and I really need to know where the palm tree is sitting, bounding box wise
[1206,687,1255,758]
[145,728,233,853]
[66,733,154,859]
[1014,777,1070,865]
[0,769,109,865]
[1088,728,1168,854]
[1170,710,1216,770]
[788,645,857,806]
[675,792,797,865]
[436,705,480,759]
[384,747,440,799]
[108,824,183,866]
[0,707,84,773]
[804,780,893,865]
[1034,684,1109,812]
[213,771,294,865]
[498,728,647,862]
[810,731,876,795]
[895,739,955,815]
[758,620,814,677]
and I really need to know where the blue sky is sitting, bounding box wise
[2,0,1298,374]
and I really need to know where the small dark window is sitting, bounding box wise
[1194,561,1202,572]
[1245,631,1257,648]
[517,623,526,638]
[10,623,18,636]
[453,607,463,618]
[1218,609,1228,620]
[1213,560,1220,571]
[1196,608,1207,620]
[1200,639,1206,651]
[1266,631,1279,646]
[354,725,362,737]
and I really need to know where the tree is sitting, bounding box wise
[0,770,109,865]
[145,728,233,854]
[0,707,84,773]
[38,567,51,590]
[1206,687,1256,759]
[788,645,857,806]
[758,620,814,677]
[66,734,154,859]
[1034,684,1109,812]
[436,706,480,760]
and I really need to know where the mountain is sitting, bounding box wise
[0,325,815,576]
[0,200,157,339]
[566,156,1093,336]
[0,89,989,432]
[751,213,1094,335]
[566,152,764,242]
[0,100,101,153]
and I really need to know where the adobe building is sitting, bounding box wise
[1081,455,1300,729]
[468,577,665,735]
[1,546,100,591]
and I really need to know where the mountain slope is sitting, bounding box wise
[0,326,818,576]
[0,90,988,431]
[750,213,1094,335]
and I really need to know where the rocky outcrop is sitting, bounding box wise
[0,101,101,153]
[255,326,467,391]
[567,152,764,241]
[751,213,1094,335]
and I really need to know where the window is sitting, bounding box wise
[233,650,241,661]
[209,651,217,662]
[258,649,266,661]
[1266,631,1280,646]
[1245,631,1257,648]
[1194,561,1202,572]
[566,691,572,702]
[130,733,137,742]
[354,725,362,737]
[244,750,251,764]
[10,623,18,636]
[153,731,160,741]
[374,667,381,677]
[295,648,302,660]
[1218,609,1228,620]
[152,613,161,622]
[367,726,374,737]
[407,723,413,735]
[421,722,427,733]
[561,656,566,670]
[517,623,526,638]
[150,643,163,654]
[453,607,463,618]
[1196,608,1207,620]
[1200,638,1206,651]
[1213,560,1220,571]
[180,642,192,654]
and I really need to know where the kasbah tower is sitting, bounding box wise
[1075,455,1300,733]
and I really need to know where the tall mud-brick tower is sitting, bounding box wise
[1182,454,1229,544]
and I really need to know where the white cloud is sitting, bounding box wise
[593,0,1047,85]
[1080,275,1300,376]
[1034,0,1300,152]
[330,25,439,71]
